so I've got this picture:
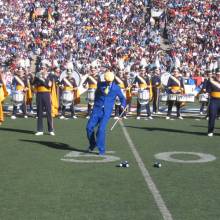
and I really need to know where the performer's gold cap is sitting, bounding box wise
[104,71,115,82]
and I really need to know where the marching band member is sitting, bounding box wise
[53,67,62,111]
[206,69,220,137]
[50,69,60,118]
[133,67,153,120]
[151,68,161,114]
[166,67,184,120]
[124,72,132,114]
[114,71,127,119]
[83,67,98,119]
[86,71,126,156]
[11,68,28,119]
[199,70,212,115]
[0,71,8,125]
[33,66,55,136]
[24,71,34,114]
[59,70,78,119]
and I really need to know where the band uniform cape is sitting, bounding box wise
[0,76,8,123]
[25,74,33,105]
[49,74,59,118]
[86,81,126,155]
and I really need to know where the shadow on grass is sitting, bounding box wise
[0,127,33,134]
[125,125,205,136]
[192,124,220,130]
[20,139,90,153]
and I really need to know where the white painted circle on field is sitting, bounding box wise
[61,151,120,163]
[155,151,216,163]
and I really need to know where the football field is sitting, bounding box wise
[0,116,220,220]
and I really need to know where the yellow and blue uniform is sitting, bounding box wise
[83,75,98,116]
[133,75,152,118]
[60,77,77,117]
[11,75,28,118]
[33,75,54,133]
[151,74,161,113]
[86,81,126,155]
[199,77,209,114]
[0,77,8,123]
[166,75,184,117]
[25,73,34,113]
[206,77,220,134]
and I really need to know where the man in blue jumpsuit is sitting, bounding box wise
[86,71,126,155]
[206,69,220,137]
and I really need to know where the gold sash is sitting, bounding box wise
[36,86,51,92]
[16,85,25,91]
[170,75,181,86]
[88,76,97,85]
[64,86,74,91]
[15,76,25,87]
[171,86,181,91]
[137,75,147,85]
[211,92,220,98]
[210,80,220,89]
[89,84,97,89]
[63,78,74,88]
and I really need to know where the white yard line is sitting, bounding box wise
[120,121,173,220]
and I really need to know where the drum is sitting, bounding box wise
[115,89,126,105]
[62,91,74,107]
[168,94,177,101]
[185,94,195,102]
[86,89,95,105]
[131,88,139,96]
[138,89,149,105]
[11,91,24,106]
[160,93,168,102]
[199,94,208,102]
[176,95,187,102]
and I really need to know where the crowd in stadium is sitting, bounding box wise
[0,0,219,124]
[0,0,219,75]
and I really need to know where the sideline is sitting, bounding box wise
[120,121,173,220]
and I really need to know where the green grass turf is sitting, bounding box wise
[0,116,220,220]
[123,118,220,220]
[0,117,161,220]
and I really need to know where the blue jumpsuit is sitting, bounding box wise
[86,81,126,155]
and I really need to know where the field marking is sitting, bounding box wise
[120,121,173,220]
[155,151,216,163]
[61,151,120,163]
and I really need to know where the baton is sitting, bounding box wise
[110,75,136,131]
[110,105,128,131]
